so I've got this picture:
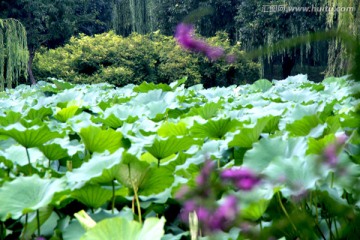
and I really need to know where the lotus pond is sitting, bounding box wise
[0,75,359,239]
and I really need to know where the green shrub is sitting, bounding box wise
[33,31,260,87]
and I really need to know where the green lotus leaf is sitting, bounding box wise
[0,175,65,221]
[0,124,64,148]
[286,115,324,137]
[0,145,44,166]
[72,184,113,209]
[250,79,273,93]
[138,166,174,196]
[241,199,270,221]
[80,216,165,240]
[243,136,308,172]
[186,101,222,120]
[169,77,187,89]
[133,81,172,93]
[190,118,240,139]
[96,113,123,129]
[115,154,150,189]
[307,134,336,155]
[55,105,80,122]
[26,107,53,121]
[145,136,199,160]
[157,122,188,137]
[66,149,124,190]
[228,117,271,148]
[52,78,76,90]
[79,125,123,154]
[0,111,21,126]
[262,155,320,197]
[38,143,69,161]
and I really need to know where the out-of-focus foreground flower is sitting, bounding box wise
[221,168,260,191]
[175,23,229,61]
[323,133,348,167]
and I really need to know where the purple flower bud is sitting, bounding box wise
[221,168,260,191]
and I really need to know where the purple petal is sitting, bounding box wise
[210,195,238,230]
[221,168,260,191]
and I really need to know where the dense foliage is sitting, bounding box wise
[0,75,359,239]
[33,31,261,87]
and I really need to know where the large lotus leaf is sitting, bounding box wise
[190,118,240,139]
[26,107,53,121]
[250,79,273,93]
[115,154,150,189]
[186,101,223,120]
[133,81,172,93]
[262,155,320,197]
[0,111,21,126]
[169,77,187,89]
[157,122,188,137]
[286,115,325,137]
[0,145,45,166]
[145,136,199,160]
[80,217,165,240]
[241,199,270,221]
[278,88,319,103]
[79,125,123,154]
[228,117,271,148]
[95,114,123,129]
[243,136,308,172]
[146,100,170,120]
[0,175,65,221]
[52,78,75,90]
[55,105,80,122]
[66,149,124,190]
[38,143,69,161]
[306,134,336,155]
[72,184,113,209]
[138,166,174,196]
[0,123,63,148]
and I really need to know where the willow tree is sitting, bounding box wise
[0,19,28,91]
[326,0,360,76]
[112,0,159,36]
[235,0,328,80]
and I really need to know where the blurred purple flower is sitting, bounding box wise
[175,23,225,61]
[210,195,238,230]
[324,144,338,167]
[221,168,260,191]
[196,160,216,186]
[323,133,348,167]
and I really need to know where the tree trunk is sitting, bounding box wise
[27,49,36,85]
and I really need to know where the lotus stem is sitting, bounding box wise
[25,148,32,175]
[111,179,116,214]
[37,209,40,237]
[132,183,142,224]
[277,192,297,232]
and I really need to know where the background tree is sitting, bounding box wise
[235,0,328,80]
[0,18,28,91]
[0,0,104,84]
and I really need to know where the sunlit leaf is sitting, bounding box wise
[72,184,113,209]
[79,125,123,154]
[0,175,65,221]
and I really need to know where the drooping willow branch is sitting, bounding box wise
[0,18,29,91]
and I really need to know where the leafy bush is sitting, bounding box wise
[33,31,260,87]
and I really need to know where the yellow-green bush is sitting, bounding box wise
[33,31,260,87]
